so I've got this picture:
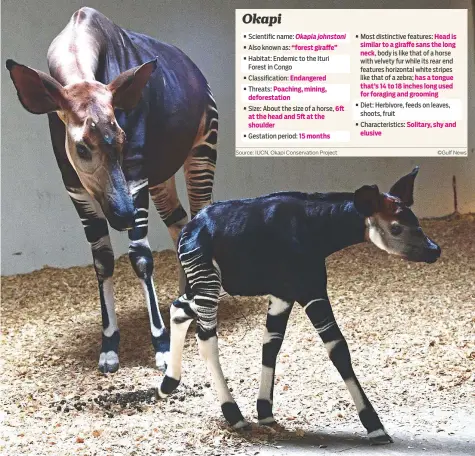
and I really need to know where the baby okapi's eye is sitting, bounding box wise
[76,143,91,160]
[390,223,403,236]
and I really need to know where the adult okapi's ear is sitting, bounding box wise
[389,166,419,207]
[108,58,158,111]
[354,184,382,216]
[6,59,67,114]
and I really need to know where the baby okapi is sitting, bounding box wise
[158,167,440,444]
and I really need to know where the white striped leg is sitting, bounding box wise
[159,296,194,397]
[98,275,119,373]
[129,185,170,371]
[197,329,247,429]
[186,256,246,428]
[197,297,247,426]
[303,297,393,445]
[68,187,120,373]
[257,296,293,425]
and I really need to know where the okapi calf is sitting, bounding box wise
[158,167,441,444]
[6,8,218,373]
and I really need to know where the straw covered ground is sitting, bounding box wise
[1,215,474,455]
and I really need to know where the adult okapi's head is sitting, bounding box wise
[6,58,157,231]
[354,167,441,263]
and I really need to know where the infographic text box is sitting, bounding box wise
[235,9,468,157]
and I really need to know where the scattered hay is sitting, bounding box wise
[1,216,474,455]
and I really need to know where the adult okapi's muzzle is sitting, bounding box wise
[93,162,136,232]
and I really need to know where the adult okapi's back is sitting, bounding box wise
[47,8,213,189]
[6,7,218,373]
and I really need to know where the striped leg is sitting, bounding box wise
[257,296,293,425]
[68,187,119,373]
[159,295,195,396]
[184,89,218,219]
[149,176,188,294]
[128,181,170,371]
[162,238,246,428]
[302,297,393,444]
[194,261,247,428]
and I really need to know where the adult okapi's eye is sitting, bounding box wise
[76,143,91,160]
[390,223,403,236]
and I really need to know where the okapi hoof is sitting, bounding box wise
[257,399,275,425]
[368,428,394,445]
[99,332,120,373]
[152,334,170,372]
[222,402,248,429]
[258,416,276,426]
[158,375,180,398]
[155,351,170,372]
[98,351,119,374]
[232,419,251,430]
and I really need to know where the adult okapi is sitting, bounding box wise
[6,7,218,373]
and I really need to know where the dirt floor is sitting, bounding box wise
[1,215,474,456]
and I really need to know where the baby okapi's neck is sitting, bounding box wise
[308,193,367,257]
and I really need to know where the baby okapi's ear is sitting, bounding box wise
[354,184,382,216]
[108,58,158,111]
[389,166,419,207]
[6,59,67,114]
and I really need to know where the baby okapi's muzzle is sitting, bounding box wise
[408,236,441,264]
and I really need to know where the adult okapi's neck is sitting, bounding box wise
[308,193,367,257]
[47,8,107,85]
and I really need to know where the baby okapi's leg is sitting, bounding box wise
[257,296,293,425]
[150,176,188,295]
[159,295,195,396]
[128,183,170,371]
[162,236,246,428]
[68,188,119,373]
[195,261,247,428]
[302,297,393,444]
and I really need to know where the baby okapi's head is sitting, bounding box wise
[354,167,441,263]
[6,58,157,231]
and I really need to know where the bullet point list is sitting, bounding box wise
[235,9,468,157]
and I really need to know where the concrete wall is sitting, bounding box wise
[1,0,473,275]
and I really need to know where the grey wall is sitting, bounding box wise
[1,0,474,275]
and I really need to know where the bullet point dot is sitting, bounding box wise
[244,46,246,49]
[244,134,247,137]
[356,123,358,126]
[244,107,247,110]
[244,76,247,79]
[356,35,359,38]
[244,87,246,90]
[244,35,247,38]
[356,103,358,106]
[244,57,246,60]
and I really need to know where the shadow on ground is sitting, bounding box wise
[254,428,475,455]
